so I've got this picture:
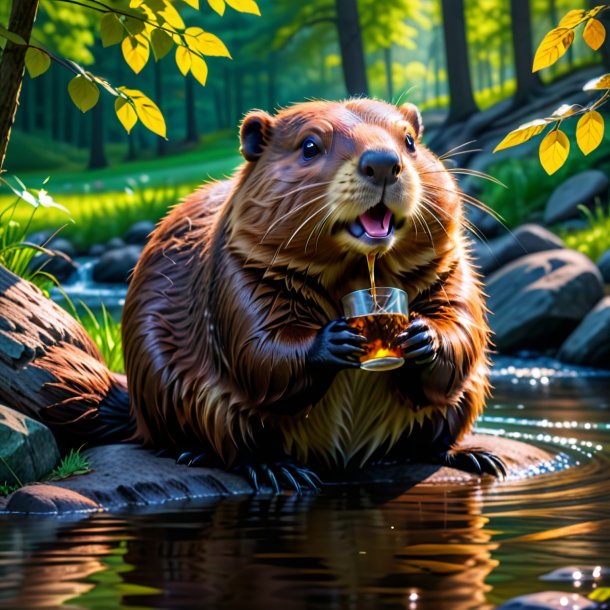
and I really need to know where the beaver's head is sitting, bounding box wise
[229,99,460,281]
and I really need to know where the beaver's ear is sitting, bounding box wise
[398,103,423,140]
[240,110,274,162]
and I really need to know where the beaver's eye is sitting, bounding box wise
[302,137,320,160]
[405,133,416,153]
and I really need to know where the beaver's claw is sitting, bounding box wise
[237,461,323,494]
[394,316,439,364]
[441,448,507,479]
[308,317,366,369]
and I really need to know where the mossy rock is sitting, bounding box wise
[0,406,60,486]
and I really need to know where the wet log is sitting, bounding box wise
[0,265,132,445]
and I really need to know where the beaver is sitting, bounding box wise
[121,98,505,491]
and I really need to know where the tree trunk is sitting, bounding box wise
[184,75,198,143]
[384,46,393,102]
[441,0,479,122]
[51,66,62,141]
[88,99,107,169]
[0,0,40,170]
[234,68,244,125]
[334,0,369,96]
[510,0,542,106]
[267,52,277,109]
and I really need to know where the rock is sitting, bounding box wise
[43,434,552,512]
[6,484,100,514]
[486,249,604,353]
[88,243,106,257]
[473,224,564,275]
[105,237,125,251]
[26,236,77,282]
[558,296,610,368]
[124,220,155,245]
[92,245,142,284]
[496,592,597,610]
[0,406,60,485]
[598,249,610,283]
[544,170,609,225]
[466,205,505,238]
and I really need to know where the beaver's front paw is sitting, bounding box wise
[440,448,507,479]
[307,318,366,369]
[235,461,323,494]
[394,316,439,365]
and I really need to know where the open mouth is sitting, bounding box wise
[348,202,394,239]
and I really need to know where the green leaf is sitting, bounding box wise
[122,35,150,74]
[151,28,173,60]
[25,48,50,78]
[0,25,26,45]
[100,13,124,47]
[68,75,100,113]
[115,97,138,133]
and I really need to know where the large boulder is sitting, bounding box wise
[124,220,155,245]
[0,406,60,485]
[6,484,100,514]
[486,249,604,353]
[543,170,609,225]
[27,235,77,283]
[558,296,610,368]
[597,249,610,284]
[92,245,142,284]
[473,224,564,275]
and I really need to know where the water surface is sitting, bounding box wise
[1,357,609,610]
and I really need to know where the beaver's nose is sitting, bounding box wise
[358,150,401,186]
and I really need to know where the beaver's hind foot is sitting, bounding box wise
[235,461,323,494]
[440,448,507,479]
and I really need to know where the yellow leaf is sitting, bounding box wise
[132,93,166,138]
[115,97,138,133]
[157,0,185,29]
[493,119,548,153]
[583,18,606,50]
[181,0,200,7]
[225,0,260,15]
[589,5,606,18]
[25,48,50,78]
[190,54,208,86]
[207,0,225,15]
[589,587,610,602]
[185,27,231,57]
[129,0,145,7]
[576,110,604,155]
[175,46,191,76]
[151,28,173,60]
[583,73,610,90]
[533,28,575,72]
[68,75,100,113]
[550,103,581,118]
[539,129,569,175]
[100,13,124,47]
[122,35,150,74]
[559,9,585,28]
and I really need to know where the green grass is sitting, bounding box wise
[562,204,610,263]
[1,447,92,496]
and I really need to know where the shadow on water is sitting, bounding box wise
[1,357,609,610]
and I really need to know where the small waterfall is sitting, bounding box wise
[50,257,127,318]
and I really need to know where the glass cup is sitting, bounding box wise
[341,287,409,372]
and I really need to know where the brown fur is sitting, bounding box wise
[122,98,491,469]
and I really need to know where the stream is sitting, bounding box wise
[0,357,609,609]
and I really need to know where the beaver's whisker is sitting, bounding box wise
[263,180,334,202]
[311,207,338,253]
[421,167,506,189]
[284,203,334,248]
[438,140,477,161]
[420,197,450,243]
[258,193,329,245]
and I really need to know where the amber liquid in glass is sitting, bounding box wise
[347,313,409,370]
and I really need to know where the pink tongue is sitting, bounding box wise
[359,206,393,237]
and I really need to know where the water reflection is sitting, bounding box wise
[0,358,609,610]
